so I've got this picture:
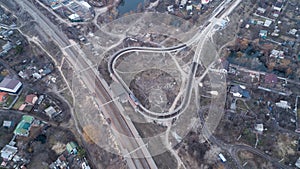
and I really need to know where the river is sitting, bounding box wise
[117,0,145,16]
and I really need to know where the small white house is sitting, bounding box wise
[255,123,264,134]
[276,100,291,109]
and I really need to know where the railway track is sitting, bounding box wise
[94,77,152,169]
[15,0,157,168]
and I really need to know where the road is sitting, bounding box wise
[9,0,293,168]
[108,0,240,121]
[14,0,157,169]
[106,0,295,168]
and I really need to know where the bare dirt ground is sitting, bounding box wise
[129,69,179,111]
[238,150,275,169]
[116,51,183,111]
[153,151,178,169]
[212,0,255,50]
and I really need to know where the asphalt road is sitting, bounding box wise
[14,0,157,168]
[10,0,294,168]
[108,0,239,122]
[108,0,294,168]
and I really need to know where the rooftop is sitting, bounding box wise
[66,142,78,154]
[0,77,22,93]
[2,120,12,128]
[44,106,57,118]
[13,115,34,136]
[296,157,300,168]
[22,115,34,123]
[25,94,38,105]
[255,123,264,132]
[0,92,8,102]
[265,74,278,84]
[1,145,17,160]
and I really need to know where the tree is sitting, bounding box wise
[77,147,86,158]
[237,51,243,57]
[280,59,290,67]
[15,45,23,54]
[285,67,292,76]
[267,61,275,70]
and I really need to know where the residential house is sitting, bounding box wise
[44,106,58,118]
[82,162,91,169]
[25,94,38,105]
[66,142,78,155]
[68,14,82,22]
[257,7,266,14]
[273,1,284,11]
[2,120,12,128]
[0,92,8,102]
[289,28,297,35]
[264,73,278,84]
[167,5,174,13]
[255,123,264,134]
[180,0,187,8]
[259,30,268,38]
[230,85,251,98]
[1,145,17,161]
[49,155,69,169]
[276,100,291,109]
[264,20,272,27]
[269,49,284,59]
[186,5,193,11]
[13,115,34,137]
[202,0,210,4]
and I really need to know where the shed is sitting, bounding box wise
[2,121,12,128]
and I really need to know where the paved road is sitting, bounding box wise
[14,0,157,168]
[108,0,239,121]
[232,144,293,169]
[10,0,293,169]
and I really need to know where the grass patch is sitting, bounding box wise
[13,95,25,110]
[5,95,16,107]
[236,99,248,110]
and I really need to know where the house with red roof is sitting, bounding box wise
[25,94,38,105]
[265,73,278,85]
[0,92,8,102]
